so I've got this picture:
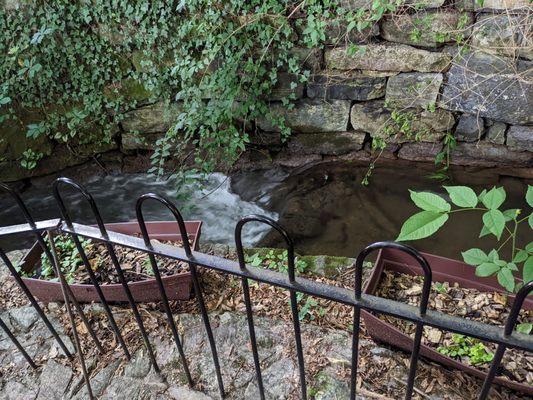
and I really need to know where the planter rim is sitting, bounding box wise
[361,247,532,396]
[18,220,201,303]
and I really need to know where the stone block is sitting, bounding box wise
[471,13,532,59]
[257,99,351,133]
[350,100,454,143]
[381,11,473,48]
[269,73,304,101]
[326,44,451,72]
[507,125,533,152]
[121,101,182,134]
[307,74,386,101]
[288,47,323,72]
[455,114,485,142]
[441,52,533,124]
[287,131,367,155]
[386,73,443,108]
[485,121,507,145]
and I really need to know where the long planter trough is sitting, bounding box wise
[362,248,533,396]
[17,221,202,303]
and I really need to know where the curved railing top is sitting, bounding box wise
[235,214,297,281]
[355,241,433,315]
[135,192,193,258]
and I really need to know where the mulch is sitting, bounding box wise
[37,234,189,284]
[376,270,533,386]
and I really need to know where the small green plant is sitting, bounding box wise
[40,235,94,283]
[437,334,494,365]
[20,149,44,170]
[397,185,533,293]
[434,282,448,294]
[245,249,308,274]
[429,132,456,182]
[517,323,532,334]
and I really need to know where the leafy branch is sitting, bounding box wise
[397,185,533,292]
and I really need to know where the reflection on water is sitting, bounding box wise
[240,163,530,260]
[0,173,278,251]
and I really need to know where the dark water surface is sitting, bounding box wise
[1,163,530,262]
[233,163,531,260]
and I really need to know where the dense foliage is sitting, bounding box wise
[0,1,342,177]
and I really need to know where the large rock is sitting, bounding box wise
[350,100,454,143]
[287,132,367,155]
[256,99,351,133]
[307,74,386,101]
[381,11,473,48]
[325,44,451,73]
[471,13,532,59]
[121,101,182,134]
[0,140,117,182]
[398,139,533,166]
[441,52,533,124]
[385,73,443,108]
[506,125,533,152]
[455,114,485,142]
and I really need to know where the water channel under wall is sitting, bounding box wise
[0,162,530,261]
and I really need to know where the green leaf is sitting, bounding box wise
[479,225,491,238]
[502,209,519,222]
[524,256,533,283]
[475,262,500,277]
[481,187,506,210]
[409,190,451,213]
[462,248,488,265]
[497,268,515,292]
[514,250,529,263]
[397,211,449,241]
[529,213,533,230]
[516,323,532,335]
[488,249,499,262]
[478,189,487,202]
[526,185,533,208]
[506,262,518,271]
[482,209,505,240]
[526,242,533,253]
[444,186,478,208]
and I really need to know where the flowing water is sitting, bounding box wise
[0,173,278,251]
[0,163,530,262]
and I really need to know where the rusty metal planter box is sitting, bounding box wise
[362,248,533,396]
[17,221,202,303]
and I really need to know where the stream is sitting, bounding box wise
[0,163,530,261]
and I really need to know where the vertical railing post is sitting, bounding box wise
[478,281,533,400]
[53,178,131,360]
[50,178,159,372]
[352,242,432,400]
[133,192,224,398]
[136,194,194,387]
[235,215,306,399]
[48,233,94,400]
[0,183,103,354]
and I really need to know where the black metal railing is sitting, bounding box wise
[0,178,532,400]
